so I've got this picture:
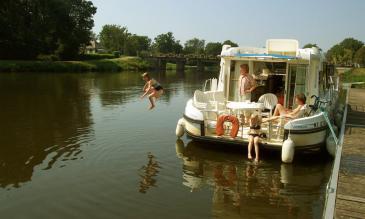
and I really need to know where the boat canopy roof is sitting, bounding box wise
[220,39,323,62]
[234,53,297,60]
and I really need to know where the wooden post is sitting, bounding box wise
[156,59,167,70]
[176,60,186,71]
[197,60,204,72]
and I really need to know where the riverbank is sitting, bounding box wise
[0,57,220,73]
[0,57,151,73]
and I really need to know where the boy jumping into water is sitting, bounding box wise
[140,72,164,110]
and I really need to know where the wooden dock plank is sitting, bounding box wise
[335,88,365,219]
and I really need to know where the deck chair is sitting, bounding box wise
[258,93,278,117]
[193,90,225,133]
[193,90,208,109]
[258,93,278,140]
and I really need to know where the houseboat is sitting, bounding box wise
[175,39,339,162]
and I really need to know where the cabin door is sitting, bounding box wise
[286,64,308,108]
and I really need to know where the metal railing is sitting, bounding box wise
[322,88,350,219]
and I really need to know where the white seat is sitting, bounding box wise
[258,93,278,116]
[258,93,278,140]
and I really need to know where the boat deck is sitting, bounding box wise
[204,124,284,148]
[335,88,365,218]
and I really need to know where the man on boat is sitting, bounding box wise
[238,64,256,123]
[238,64,256,102]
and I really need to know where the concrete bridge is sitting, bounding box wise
[141,54,220,71]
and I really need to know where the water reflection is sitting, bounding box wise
[176,140,331,218]
[0,73,94,188]
[138,152,161,194]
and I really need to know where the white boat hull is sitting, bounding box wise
[181,101,328,151]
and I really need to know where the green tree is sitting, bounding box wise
[183,38,205,55]
[340,38,364,52]
[326,38,364,66]
[223,40,238,47]
[205,42,223,56]
[326,44,344,65]
[302,43,322,50]
[152,32,182,54]
[125,35,151,56]
[354,47,365,66]
[0,0,96,60]
[99,25,129,53]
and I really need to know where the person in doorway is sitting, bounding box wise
[238,64,256,123]
[140,72,164,110]
[276,88,285,105]
[238,64,256,101]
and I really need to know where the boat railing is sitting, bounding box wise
[322,88,349,219]
[203,78,218,92]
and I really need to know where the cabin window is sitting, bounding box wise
[286,64,308,108]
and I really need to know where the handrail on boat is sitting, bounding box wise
[322,88,349,219]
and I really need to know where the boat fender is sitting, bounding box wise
[281,137,295,163]
[326,135,337,157]
[175,139,185,158]
[176,118,185,138]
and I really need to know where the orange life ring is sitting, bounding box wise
[216,115,239,138]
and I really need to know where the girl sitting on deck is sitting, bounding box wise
[140,72,164,110]
[247,113,262,162]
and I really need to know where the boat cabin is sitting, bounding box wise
[218,39,331,108]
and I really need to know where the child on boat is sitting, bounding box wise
[140,72,164,110]
[247,113,262,162]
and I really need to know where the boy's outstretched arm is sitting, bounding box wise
[141,83,151,99]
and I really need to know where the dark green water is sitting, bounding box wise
[0,71,331,218]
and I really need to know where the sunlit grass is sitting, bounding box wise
[0,57,150,72]
[341,68,365,88]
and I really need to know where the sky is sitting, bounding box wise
[90,0,365,51]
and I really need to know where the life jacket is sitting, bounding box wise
[216,115,239,138]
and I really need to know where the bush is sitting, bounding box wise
[37,54,60,61]
[112,51,121,58]
[78,53,116,60]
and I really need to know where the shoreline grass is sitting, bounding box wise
[0,57,220,73]
[341,68,365,88]
[0,56,151,73]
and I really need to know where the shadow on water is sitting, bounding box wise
[0,73,94,188]
[175,139,332,218]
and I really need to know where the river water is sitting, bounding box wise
[0,71,331,218]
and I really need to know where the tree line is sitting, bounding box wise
[98,24,238,57]
[325,38,365,67]
[1,0,364,66]
[0,0,96,60]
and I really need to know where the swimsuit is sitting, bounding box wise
[151,79,163,91]
[248,124,262,137]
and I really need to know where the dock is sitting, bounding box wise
[335,88,365,218]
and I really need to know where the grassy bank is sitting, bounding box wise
[0,56,151,73]
[165,63,219,71]
[341,68,365,88]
